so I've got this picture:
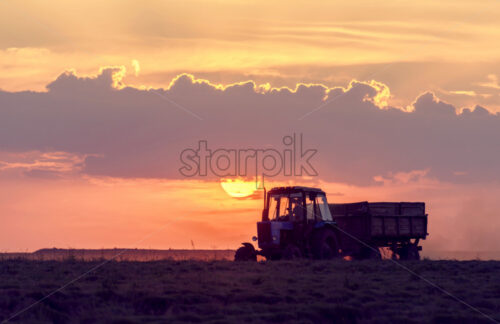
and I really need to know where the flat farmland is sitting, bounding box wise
[0,259,499,323]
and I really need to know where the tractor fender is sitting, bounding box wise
[313,221,338,232]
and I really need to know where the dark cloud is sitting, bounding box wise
[46,68,123,93]
[132,61,500,111]
[1,68,499,185]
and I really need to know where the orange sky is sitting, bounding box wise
[1,170,499,253]
[1,0,500,252]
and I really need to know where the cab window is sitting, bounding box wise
[315,194,332,221]
[289,193,304,222]
[306,195,315,221]
[269,194,291,221]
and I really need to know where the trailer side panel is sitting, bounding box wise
[329,202,428,250]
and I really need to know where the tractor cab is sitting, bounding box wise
[262,186,333,223]
[247,186,335,260]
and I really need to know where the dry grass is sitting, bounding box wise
[0,259,499,323]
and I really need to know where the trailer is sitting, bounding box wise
[330,202,428,260]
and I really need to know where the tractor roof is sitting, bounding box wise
[268,186,324,194]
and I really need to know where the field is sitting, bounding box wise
[0,249,235,262]
[0,259,499,324]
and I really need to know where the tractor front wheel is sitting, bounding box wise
[234,243,257,261]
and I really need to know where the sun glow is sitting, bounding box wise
[220,178,257,198]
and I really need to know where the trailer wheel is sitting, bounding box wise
[282,244,302,260]
[396,244,420,261]
[234,243,257,261]
[312,229,340,260]
[405,245,420,260]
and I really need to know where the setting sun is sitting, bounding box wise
[220,178,258,198]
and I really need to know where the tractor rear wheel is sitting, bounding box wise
[312,229,340,259]
[234,243,257,261]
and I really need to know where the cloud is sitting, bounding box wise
[373,169,430,185]
[440,89,493,100]
[477,74,500,90]
[1,67,500,186]
[46,66,126,93]
[0,151,87,178]
[449,90,477,97]
[131,60,140,77]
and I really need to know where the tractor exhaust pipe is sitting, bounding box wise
[263,186,266,209]
[262,186,269,221]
